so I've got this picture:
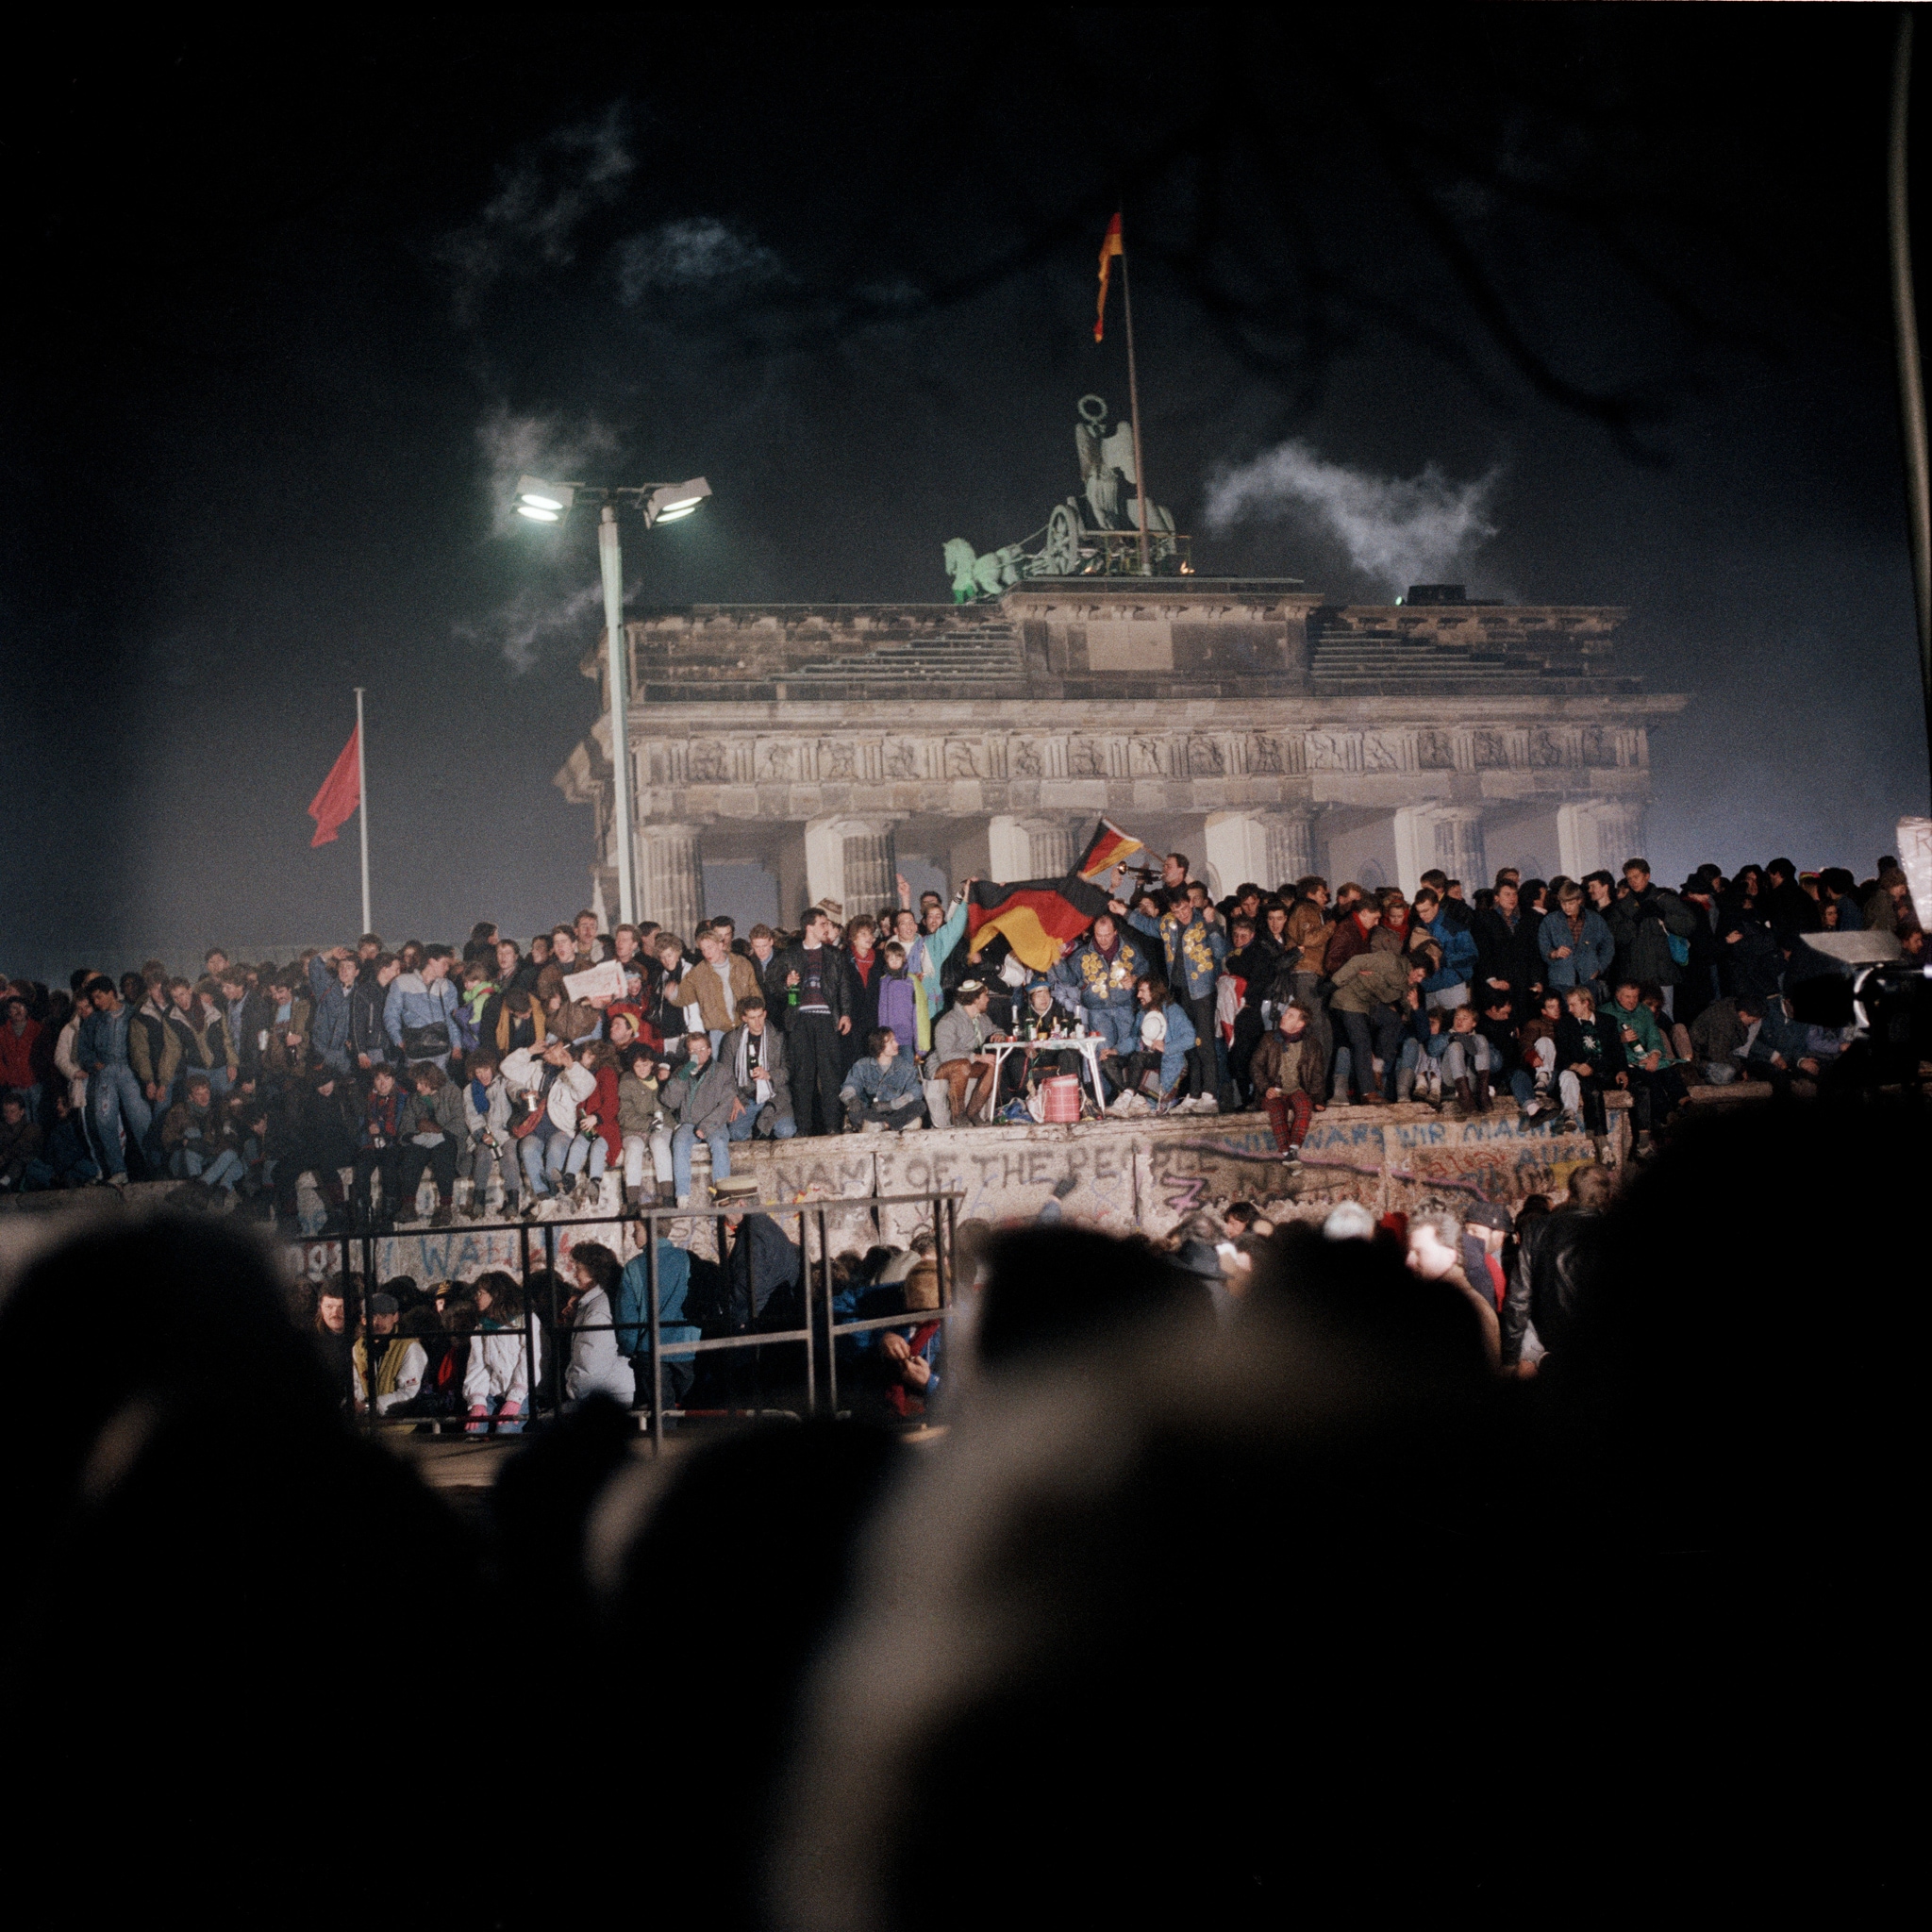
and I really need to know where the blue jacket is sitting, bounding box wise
[76,1005,133,1071]
[841,1053,924,1109]
[615,1241,701,1358]
[1539,908,1614,990]
[1150,1000,1196,1092]
[383,973,461,1052]
[907,897,970,1017]
[1126,906,1228,1002]
[1418,909,1479,995]
[312,982,353,1070]
[1054,929,1152,1011]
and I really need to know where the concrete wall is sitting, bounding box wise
[260,1106,1600,1287]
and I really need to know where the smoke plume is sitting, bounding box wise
[462,408,627,671]
[1204,441,1500,593]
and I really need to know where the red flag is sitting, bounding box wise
[307,726,361,847]
[1093,212,1124,342]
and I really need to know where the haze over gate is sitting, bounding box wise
[4,10,1926,978]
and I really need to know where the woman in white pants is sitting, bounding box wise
[618,1048,674,1207]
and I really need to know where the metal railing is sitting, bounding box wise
[299,1190,964,1452]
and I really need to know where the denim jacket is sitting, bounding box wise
[312,982,354,1069]
[1125,907,1228,1001]
[1540,908,1614,990]
[383,973,461,1052]
[841,1053,924,1109]
[76,1005,133,1071]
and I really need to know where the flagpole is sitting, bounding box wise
[1120,223,1152,577]
[354,686,371,936]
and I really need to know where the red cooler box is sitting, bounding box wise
[1040,1074,1082,1123]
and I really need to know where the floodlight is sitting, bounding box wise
[515,503,560,522]
[644,475,710,527]
[515,475,575,511]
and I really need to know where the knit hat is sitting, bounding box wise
[1462,1200,1514,1235]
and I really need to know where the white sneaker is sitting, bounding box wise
[108,1172,129,1187]
[1195,1095,1219,1115]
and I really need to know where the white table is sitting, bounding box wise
[981,1032,1111,1115]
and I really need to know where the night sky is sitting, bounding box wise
[6,8,1927,982]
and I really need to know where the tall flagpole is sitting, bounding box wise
[1120,220,1152,577]
[354,686,371,936]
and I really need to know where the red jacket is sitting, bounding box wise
[588,1065,622,1161]
[1324,911,1380,976]
[0,1019,39,1091]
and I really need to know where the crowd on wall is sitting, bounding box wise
[1,849,1919,1222]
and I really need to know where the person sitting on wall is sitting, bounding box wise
[722,997,796,1145]
[1248,1002,1324,1165]
[930,981,1000,1125]
[841,1028,927,1134]
[1108,974,1196,1115]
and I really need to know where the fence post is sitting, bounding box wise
[517,1220,535,1434]
[544,1223,560,1421]
[647,1215,663,1457]
[359,1225,377,1434]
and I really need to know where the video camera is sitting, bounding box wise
[1788,932,1932,1090]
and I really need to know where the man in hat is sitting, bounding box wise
[930,981,1000,1124]
[1459,1199,1513,1311]
[351,1293,426,1415]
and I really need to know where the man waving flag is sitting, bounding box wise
[1075,817,1146,882]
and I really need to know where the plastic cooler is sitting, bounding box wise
[1040,1074,1082,1124]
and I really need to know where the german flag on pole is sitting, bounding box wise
[966,874,1112,973]
[1074,816,1145,881]
[1093,212,1124,342]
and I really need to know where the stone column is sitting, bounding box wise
[988,815,1076,881]
[1206,808,1317,896]
[639,824,705,940]
[804,815,898,921]
[1557,801,1645,880]
[1393,806,1486,896]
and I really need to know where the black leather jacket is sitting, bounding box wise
[773,942,851,1027]
[1502,1207,1602,1365]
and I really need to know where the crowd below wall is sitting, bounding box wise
[0,1088,1916,1911]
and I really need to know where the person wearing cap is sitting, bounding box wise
[1674,875,1724,1030]
[930,981,999,1124]
[352,1293,426,1415]
[1459,1200,1513,1310]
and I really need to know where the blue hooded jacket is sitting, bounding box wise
[615,1241,701,1360]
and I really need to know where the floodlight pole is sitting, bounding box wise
[1890,10,1932,795]
[598,505,638,926]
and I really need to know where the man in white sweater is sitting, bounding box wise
[503,1038,595,1207]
